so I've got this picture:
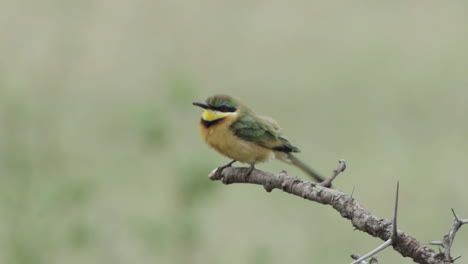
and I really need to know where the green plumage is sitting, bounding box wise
[231,115,277,141]
[231,113,300,153]
[206,95,238,109]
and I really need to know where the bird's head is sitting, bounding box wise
[192,94,242,122]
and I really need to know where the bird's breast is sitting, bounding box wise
[198,115,274,164]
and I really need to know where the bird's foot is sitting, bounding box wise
[244,164,255,180]
[216,160,236,177]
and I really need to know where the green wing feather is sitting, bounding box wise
[231,115,300,153]
[231,115,277,142]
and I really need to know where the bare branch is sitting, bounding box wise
[209,167,454,264]
[319,159,346,187]
[430,209,467,261]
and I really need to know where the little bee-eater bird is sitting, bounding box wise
[193,94,324,182]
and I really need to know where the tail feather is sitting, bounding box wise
[285,153,324,183]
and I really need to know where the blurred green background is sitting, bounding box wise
[1,1,467,263]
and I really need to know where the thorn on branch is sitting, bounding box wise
[451,208,459,221]
[351,182,400,264]
[319,159,346,187]
[350,186,356,199]
[351,239,392,264]
[392,181,400,241]
[429,241,443,246]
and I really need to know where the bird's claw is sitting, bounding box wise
[215,160,236,177]
[243,164,255,180]
[215,166,228,177]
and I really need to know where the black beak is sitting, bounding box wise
[192,102,210,109]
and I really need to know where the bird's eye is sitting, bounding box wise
[217,105,236,112]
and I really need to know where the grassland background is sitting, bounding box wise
[1,1,467,263]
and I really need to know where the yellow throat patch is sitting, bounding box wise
[202,109,235,121]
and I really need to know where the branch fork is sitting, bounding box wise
[429,209,468,262]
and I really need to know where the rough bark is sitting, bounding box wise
[209,167,453,264]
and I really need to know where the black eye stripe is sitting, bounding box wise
[213,106,237,112]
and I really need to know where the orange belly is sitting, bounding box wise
[198,116,274,164]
